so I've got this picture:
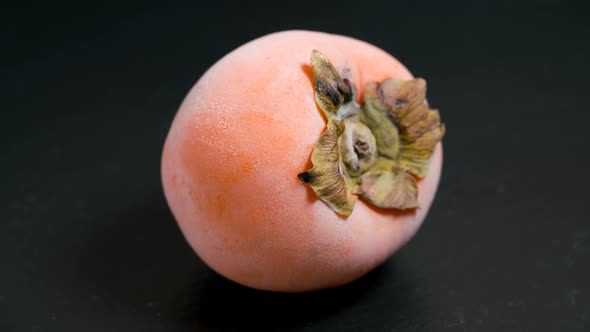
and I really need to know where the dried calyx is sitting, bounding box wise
[298,50,445,216]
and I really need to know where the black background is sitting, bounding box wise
[2,1,589,331]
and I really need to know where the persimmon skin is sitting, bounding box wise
[161,30,443,292]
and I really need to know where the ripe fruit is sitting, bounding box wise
[161,30,444,292]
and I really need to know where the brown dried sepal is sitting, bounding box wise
[298,51,445,216]
[297,120,355,216]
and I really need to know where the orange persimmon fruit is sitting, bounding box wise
[161,30,443,292]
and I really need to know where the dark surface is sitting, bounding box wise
[2,1,589,331]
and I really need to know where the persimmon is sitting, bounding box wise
[161,30,444,292]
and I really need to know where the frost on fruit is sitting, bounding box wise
[298,50,445,216]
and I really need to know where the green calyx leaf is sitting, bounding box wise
[299,51,445,216]
[359,166,419,210]
[374,78,446,178]
[360,82,401,159]
[297,120,354,216]
[310,50,357,120]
